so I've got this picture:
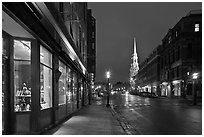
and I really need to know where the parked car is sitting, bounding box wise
[149,93,158,98]
[140,92,158,98]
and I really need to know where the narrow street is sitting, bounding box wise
[97,92,202,135]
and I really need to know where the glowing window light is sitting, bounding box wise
[106,71,110,79]
[192,73,199,79]
[195,24,199,32]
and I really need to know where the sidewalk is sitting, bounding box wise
[43,99,126,135]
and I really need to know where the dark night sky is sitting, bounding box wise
[88,2,201,84]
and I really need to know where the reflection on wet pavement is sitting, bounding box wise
[109,93,202,135]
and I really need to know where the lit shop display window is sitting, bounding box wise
[40,46,52,110]
[73,73,77,101]
[66,68,72,104]
[59,61,66,105]
[59,61,72,105]
[14,40,31,112]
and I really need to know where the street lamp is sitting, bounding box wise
[192,73,199,105]
[106,71,111,107]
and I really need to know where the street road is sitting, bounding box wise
[97,92,202,135]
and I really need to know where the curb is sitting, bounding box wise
[109,105,141,135]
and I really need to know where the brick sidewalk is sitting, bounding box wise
[42,100,126,135]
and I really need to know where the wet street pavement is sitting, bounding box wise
[98,92,202,135]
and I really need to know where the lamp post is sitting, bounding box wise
[106,71,110,107]
[192,73,199,105]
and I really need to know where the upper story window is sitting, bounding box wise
[92,43,95,50]
[83,32,85,38]
[59,3,64,20]
[175,31,178,37]
[92,32,95,38]
[59,3,63,13]
[195,23,199,32]
[168,36,171,44]
[92,19,95,26]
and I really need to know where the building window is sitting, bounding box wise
[168,53,171,64]
[66,67,72,104]
[166,55,168,65]
[59,3,64,20]
[92,43,95,50]
[14,40,31,112]
[72,72,77,110]
[177,67,180,77]
[164,56,166,66]
[167,71,170,80]
[40,45,52,110]
[59,61,66,105]
[172,50,175,63]
[187,43,192,59]
[92,32,95,38]
[195,23,199,32]
[168,36,171,44]
[79,78,82,101]
[172,69,174,79]
[177,46,180,60]
[82,32,85,38]
[92,19,95,26]
[59,3,64,13]
[175,49,178,61]
[170,52,173,64]
[175,31,178,37]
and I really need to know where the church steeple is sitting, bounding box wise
[132,37,139,70]
[130,37,139,89]
[134,37,137,57]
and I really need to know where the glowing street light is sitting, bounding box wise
[192,72,199,105]
[106,71,111,107]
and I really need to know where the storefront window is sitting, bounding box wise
[40,46,52,110]
[73,73,77,99]
[172,82,181,96]
[73,72,77,110]
[66,67,72,104]
[79,78,82,100]
[59,61,66,105]
[14,40,31,112]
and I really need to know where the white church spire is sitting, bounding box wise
[130,37,139,89]
[134,37,137,56]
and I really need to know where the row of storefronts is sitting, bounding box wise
[2,2,95,134]
[135,10,202,99]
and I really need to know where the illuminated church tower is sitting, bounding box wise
[130,37,139,89]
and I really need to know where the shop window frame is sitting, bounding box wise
[40,45,53,110]
[58,60,67,106]
[13,37,35,113]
